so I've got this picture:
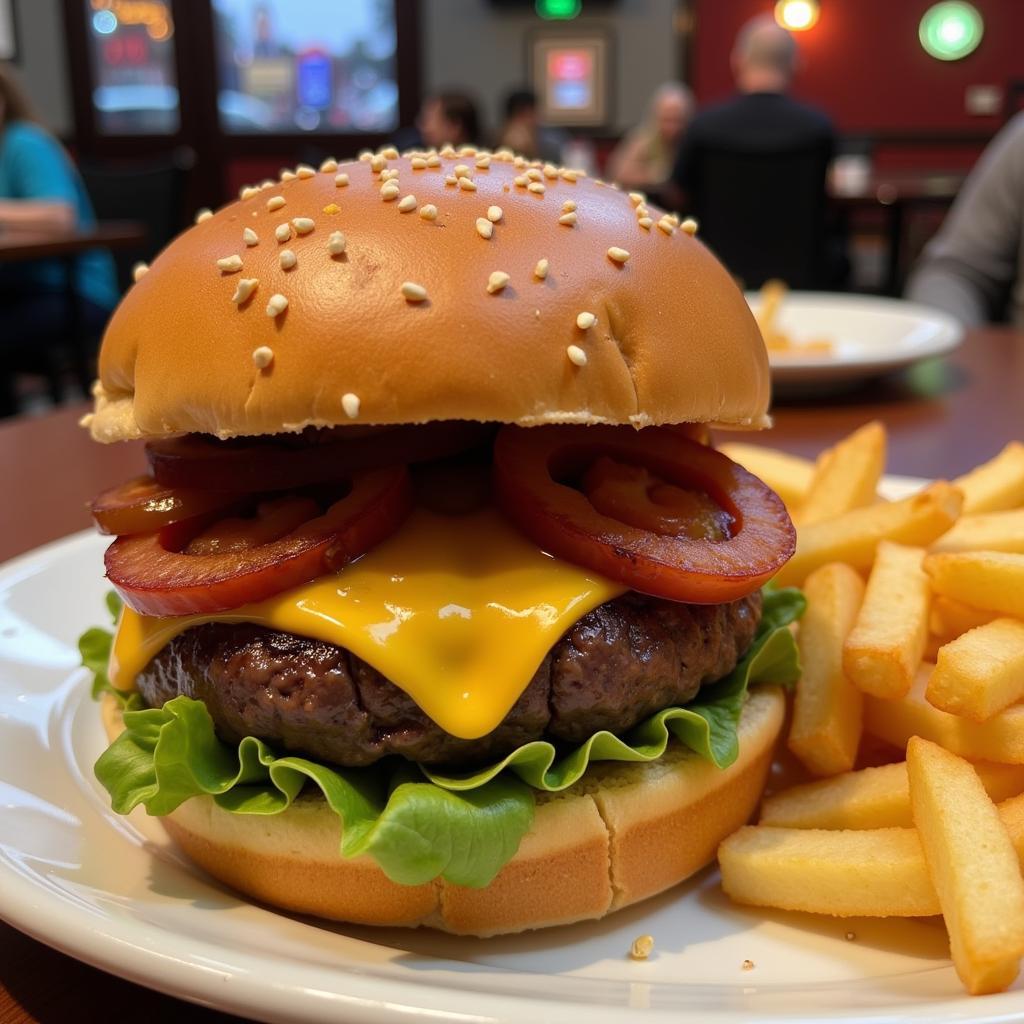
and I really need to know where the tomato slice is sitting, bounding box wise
[89,476,243,536]
[105,466,413,616]
[146,421,494,492]
[493,426,796,603]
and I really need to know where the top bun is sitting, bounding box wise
[89,148,770,443]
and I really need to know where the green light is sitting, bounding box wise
[919,2,983,61]
[536,0,581,20]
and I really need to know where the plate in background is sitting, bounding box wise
[744,292,964,391]
[5,506,1024,1024]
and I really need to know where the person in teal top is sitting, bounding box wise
[0,63,119,320]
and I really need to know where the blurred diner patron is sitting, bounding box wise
[0,64,118,343]
[906,113,1024,328]
[413,90,483,150]
[498,89,565,164]
[607,83,694,194]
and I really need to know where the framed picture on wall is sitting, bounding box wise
[530,31,612,128]
[0,0,18,61]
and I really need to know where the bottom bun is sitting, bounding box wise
[102,686,783,936]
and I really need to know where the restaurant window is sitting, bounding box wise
[85,0,181,135]
[211,0,399,134]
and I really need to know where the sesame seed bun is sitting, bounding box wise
[89,149,770,443]
[100,686,783,936]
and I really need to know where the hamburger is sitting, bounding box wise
[79,146,802,937]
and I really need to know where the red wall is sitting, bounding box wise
[692,0,1023,142]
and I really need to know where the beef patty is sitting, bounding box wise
[137,591,762,769]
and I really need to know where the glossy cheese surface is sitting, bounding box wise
[111,507,626,739]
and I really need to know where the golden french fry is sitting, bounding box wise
[924,551,1024,618]
[719,825,941,917]
[926,618,1024,723]
[760,760,1024,830]
[774,482,963,588]
[907,737,1024,994]
[843,541,930,699]
[796,421,887,526]
[930,509,1024,555]
[717,442,814,510]
[865,664,1024,763]
[953,442,1024,514]
[788,563,865,776]
[930,595,999,641]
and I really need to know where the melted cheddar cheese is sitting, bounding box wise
[111,506,625,739]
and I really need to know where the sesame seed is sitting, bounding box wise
[495,148,514,160]
[402,281,428,302]
[243,227,259,246]
[629,935,654,961]
[742,960,755,972]
[381,167,400,181]
[132,262,149,282]
[398,194,418,213]
[681,217,699,236]
[562,200,576,213]
[419,204,438,221]
[358,150,373,162]
[665,213,680,226]
[266,195,285,211]
[476,217,494,239]
[78,412,94,428]
[487,205,503,223]
[240,185,259,200]
[231,278,258,304]
[514,155,527,168]
[543,163,558,179]
[217,254,243,273]
[334,173,350,187]
[296,164,315,179]
[445,175,458,187]
[528,182,546,195]
[453,164,471,177]
[526,168,543,182]
[608,246,631,264]
[534,258,549,280]
[635,204,649,218]
[487,271,510,294]
[577,311,597,330]
[382,146,399,159]
[458,176,477,191]
[638,217,653,230]
[426,154,442,167]
[252,346,274,369]
[561,168,584,182]
[323,202,340,214]
[567,345,588,367]
[275,223,292,243]
[370,154,386,172]
[342,392,361,419]
[475,155,491,169]
[657,217,676,235]
[280,170,296,181]
[628,192,646,206]
[381,183,400,200]
[292,217,315,234]
[265,293,288,317]
[279,249,297,270]
[320,157,338,173]
[259,180,274,190]
[558,212,577,226]
[411,157,427,170]
[327,230,347,255]
[514,175,529,187]
[195,208,213,223]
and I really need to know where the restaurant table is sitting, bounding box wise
[0,325,1021,1023]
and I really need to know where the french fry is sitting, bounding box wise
[721,797,1024,920]
[843,542,930,699]
[930,595,999,641]
[907,737,1024,994]
[926,618,1024,722]
[796,421,887,526]
[774,483,963,588]
[953,442,1024,514]
[717,442,814,510]
[865,664,1024,764]
[924,551,1024,618]
[760,760,1024,830]
[788,563,865,776]
[930,509,1024,555]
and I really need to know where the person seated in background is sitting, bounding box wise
[415,90,484,150]
[607,82,694,195]
[0,65,118,334]
[906,113,1024,328]
[498,89,566,164]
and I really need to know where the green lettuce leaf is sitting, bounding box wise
[85,588,803,887]
[78,591,138,706]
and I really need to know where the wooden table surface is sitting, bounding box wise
[0,221,147,263]
[0,325,1021,1023]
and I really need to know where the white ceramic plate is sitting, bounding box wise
[6,487,1024,1024]
[744,292,964,389]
